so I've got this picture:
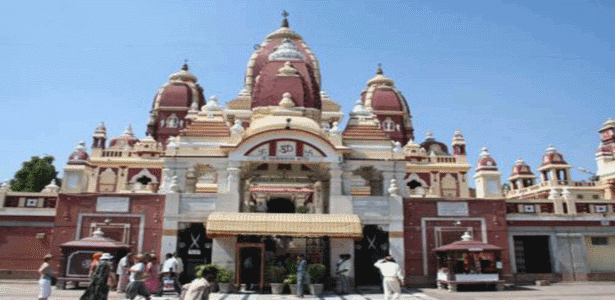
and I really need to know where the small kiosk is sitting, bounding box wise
[57,228,130,289]
[433,232,505,292]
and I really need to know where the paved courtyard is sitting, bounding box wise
[2,280,615,299]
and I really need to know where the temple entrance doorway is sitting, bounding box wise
[354,225,389,286]
[237,243,265,291]
[267,198,295,213]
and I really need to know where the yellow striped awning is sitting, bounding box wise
[206,212,363,239]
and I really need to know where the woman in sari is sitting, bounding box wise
[80,253,113,300]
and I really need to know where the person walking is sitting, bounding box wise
[335,254,352,295]
[116,252,133,293]
[80,253,114,300]
[296,254,309,298]
[144,254,160,294]
[125,254,151,300]
[181,270,216,300]
[89,252,103,278]
[38,254,55,300]
[158,253,181,295]
[374,256,404,300]
[173,252,184,283]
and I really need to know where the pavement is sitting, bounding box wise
[2,280,615,299]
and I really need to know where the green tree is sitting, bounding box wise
[10,156,61,192]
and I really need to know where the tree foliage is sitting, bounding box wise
[9,156,61,192]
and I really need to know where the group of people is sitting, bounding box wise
[78,251,184,300]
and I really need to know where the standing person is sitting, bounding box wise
[296,254,309,298]
[89,252,103,278]
[173,252,184,283]
[158,253,181,295]
[38,254,55,300]
[374,256,404,300]
[181,271,216,300]
[125,254,151,300]
[80,253,113,300]
[116,252,133,293]
[144,254,160,294]
[335,254,352,295]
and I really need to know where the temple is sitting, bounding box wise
[0,13,614,287]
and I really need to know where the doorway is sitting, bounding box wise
[236,243,265,290]
[354,225,389,286]
[267,198,295,213]
[513,236,552,274]
[177,223,212,284]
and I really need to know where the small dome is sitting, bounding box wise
[279,92,296,108]
[511,157,534,176]
[541,144,567,166]
[268,39,306,61]
[367,65,395,87]
[420,131,449,155]
[476,147,498,171]
[246,115,322,137]
[68,141,89,164]
[94,122,106,136]
[452,130,465,145]
[600,118,615,131]
[109,124,140,148]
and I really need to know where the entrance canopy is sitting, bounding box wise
[206,212,363,239]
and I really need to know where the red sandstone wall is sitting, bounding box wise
[0,216,54,278]
[404,198,511,281]
[50,193,165,275]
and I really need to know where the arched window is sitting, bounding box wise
[167,114,179,128]
[383,118,395,132]
[98,168,117,192]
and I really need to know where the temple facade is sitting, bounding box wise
[0,14,613,286]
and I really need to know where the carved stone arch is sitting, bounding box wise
[351,165,383,196]
[192,164,218,193]
[406,173,429,196]
[167,113,179,128]
[129,168,158,184]
[129,168,158,192]
[383,117,395,132]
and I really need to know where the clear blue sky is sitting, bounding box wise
[1,1,613,186]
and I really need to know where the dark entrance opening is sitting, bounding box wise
[354,225,389,286]
[239,247,262,290]
[513,236,552,273]
[177,223,212,284]
[267,198,295,213]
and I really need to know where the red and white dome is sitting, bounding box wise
[360,66,414,144]
[68,141,89,164]
[540,144,567,166]
[476,147,498,171]
[245,18,321,112]
[511,157,534,176]
[109,124,139,148]
[420,131,449,155]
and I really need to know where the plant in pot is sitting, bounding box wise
[267,266,286,294]
[308,264,327,296]
[284,273,298,295]
[216,268,235,293]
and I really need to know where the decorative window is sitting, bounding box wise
[593,194,600,200]
[591,237,608,246]
[523,205,535,213]
[383,118,395,132]
[98,168,117,192]
[166,114,179,128]
[595,205,608,213]
[577,194,584,200]
[25,198,38,207]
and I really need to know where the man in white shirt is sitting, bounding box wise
[335,254,352,294]
[374,256,404,300]
[116,252,132,292]
[125,254,150,300]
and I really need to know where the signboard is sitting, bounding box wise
[276,141,296,157]
[437,202,469,216]
[97,197,130,212]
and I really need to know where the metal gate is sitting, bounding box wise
[354,225,389,286]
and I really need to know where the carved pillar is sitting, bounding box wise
[549,188,564,214]
[329,164,343,196]
[314,181,323,213]
[562,188,576,215]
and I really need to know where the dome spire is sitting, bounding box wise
[281,10,289,28]
[182,59,189,71]
[376,63,383,75]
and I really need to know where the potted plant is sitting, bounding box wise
[268,266,286,294]
[284,274,298,295]
[308,264,326,296]
[216,268,235,293]
[295,206,310,213]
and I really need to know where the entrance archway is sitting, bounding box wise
[267,198,295,213]
[355,225,389,286]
